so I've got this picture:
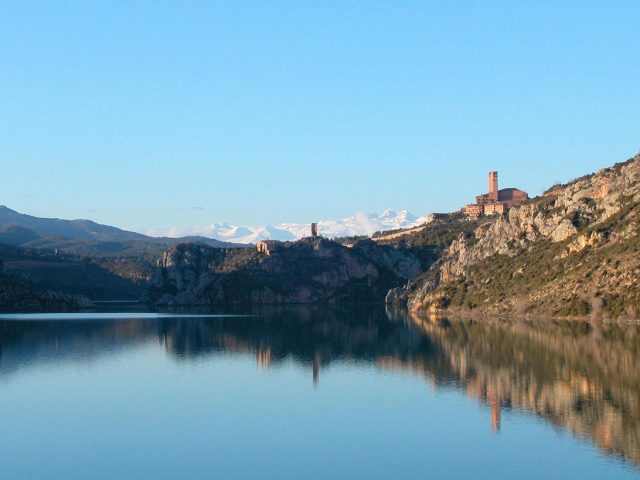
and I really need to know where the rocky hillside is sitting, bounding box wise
[395,154,640,320]
[145,237,427,306]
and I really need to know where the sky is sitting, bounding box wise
[1,1,639,233]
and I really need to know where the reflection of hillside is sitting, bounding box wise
[0,320,156,377]
[405,315,640,466]
[157,307,436,375]
[156,308,640,466]
[0,309,638,467]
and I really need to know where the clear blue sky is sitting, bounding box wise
[1,1,638,232]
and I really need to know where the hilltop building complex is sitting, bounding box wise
[463,171,528,219]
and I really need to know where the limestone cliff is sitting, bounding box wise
[145,237,426,306]
[397,154,640,319]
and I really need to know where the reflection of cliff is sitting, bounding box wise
[156,308,640,466]
[0,309,638,466]
[156,307,436,380]
[405,315,640,466]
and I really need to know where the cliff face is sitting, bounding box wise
[146,237,426,306]
[402,154,640,318]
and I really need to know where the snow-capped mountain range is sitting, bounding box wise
[153,210,430,244]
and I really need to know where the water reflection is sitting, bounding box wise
[408,315,640,465]
[0,307,638,467]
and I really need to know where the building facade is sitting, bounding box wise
[463,171,528,219]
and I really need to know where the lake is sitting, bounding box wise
[0,306,638,479]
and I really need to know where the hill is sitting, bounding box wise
[0,205,148,242]
[0,258,87,311]
[0,243,153,301]
[0,205,238,249]
[394,154,640,320]
[0,206,247,301]
[145,237,429,306]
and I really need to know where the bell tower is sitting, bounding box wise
[488,171,498,201]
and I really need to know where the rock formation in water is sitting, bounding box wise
[393,154,640,319]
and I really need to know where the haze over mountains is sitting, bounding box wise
[0,205,429,246]
[151,209,430,244]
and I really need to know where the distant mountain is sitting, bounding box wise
[1,205,428,246]
[0,225,41,246]
[205,210,430,244]
[0,206,245,302]
[0,205,238,248]
[0,205,148,242]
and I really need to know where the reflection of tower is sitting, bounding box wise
[313,352,321,386]
[488,171,499,202]
[491,401,501,433]
[162,333,174,353]
[429,375,437,391]
[257,347,272,369]
[487,386,501,433]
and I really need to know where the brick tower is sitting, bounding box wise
[488,171,499,202]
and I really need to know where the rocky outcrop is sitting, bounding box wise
[145,237,426,306]
[397,154,640,319]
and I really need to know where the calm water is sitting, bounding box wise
[0,307,638,479]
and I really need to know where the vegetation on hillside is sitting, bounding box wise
[146,237,429,306]
[404,154,640,320]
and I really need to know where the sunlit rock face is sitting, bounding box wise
[146,237,426,306]
[399,154,640,319]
